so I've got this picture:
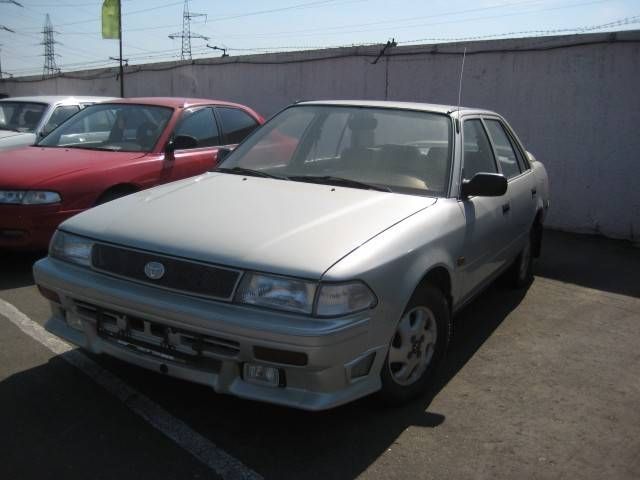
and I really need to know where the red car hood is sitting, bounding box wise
[0,146,147,188]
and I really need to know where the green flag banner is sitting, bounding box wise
[102,0,120,39]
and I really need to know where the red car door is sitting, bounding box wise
[162,106,222,182]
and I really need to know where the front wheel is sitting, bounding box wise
[379,285,451,406]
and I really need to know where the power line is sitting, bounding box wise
[168,0,208,60]
[21,0,184,30]
[41,13,59,78]
[3,11,639,76]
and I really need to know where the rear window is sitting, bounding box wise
[0,101,48,133]
[218,107,259,144]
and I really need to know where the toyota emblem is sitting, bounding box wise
[144,261,165,280]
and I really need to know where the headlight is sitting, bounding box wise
[0,190,61,205]
[50,230,94,267]
[235,273,376,317]
[235,273,316,314]
[316,282,376,317]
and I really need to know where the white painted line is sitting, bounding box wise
[0,299,262,480]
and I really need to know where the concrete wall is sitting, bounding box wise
[2,31,639,240]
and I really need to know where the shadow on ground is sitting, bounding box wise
[536,229,640,298]
[0,279,526,480]
[84,282,527,480]
[2,229,638,478]
[0,251,44,291]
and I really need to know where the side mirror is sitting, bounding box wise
[525,150,537,163]
[461,173,507,197]
[167,134,198,154]
[216,147,232,163]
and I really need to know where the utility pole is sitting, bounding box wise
[168,0,208,60]
[118,0,123,97]
[42,14,60,79]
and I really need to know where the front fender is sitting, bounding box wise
[321,199,464,345]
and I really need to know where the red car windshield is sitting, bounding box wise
[0,101,48,133]
[38,103,173,152]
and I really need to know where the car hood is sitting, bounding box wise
[0,146,147,188]
[62,173,437,279]
[0,131,36,150]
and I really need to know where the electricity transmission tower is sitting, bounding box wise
[168,0,208,60]
[41,14,60,78]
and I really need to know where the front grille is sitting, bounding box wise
[74,300,240,367]
[91,243,241,300]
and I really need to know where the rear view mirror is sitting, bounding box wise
[461,173,507,197]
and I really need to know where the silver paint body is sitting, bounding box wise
[34,101,550,410]
[0,95,115,151]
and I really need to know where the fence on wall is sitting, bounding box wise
[2,30,639,240]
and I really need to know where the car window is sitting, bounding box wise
[0,101,47,133]
[485,119,521,179]
[174,107,220,148]
[41,105,80,136]
[38,103,173,152]
[463,119,497,180]
[222,105,453,196]
[218,107,259,144]
[231,107,314,169]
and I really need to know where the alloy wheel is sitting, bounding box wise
[388,306,438,386]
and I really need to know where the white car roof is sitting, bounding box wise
[297,99,497,116]
[2,95,116,106]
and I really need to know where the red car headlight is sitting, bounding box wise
[0,190,61,205]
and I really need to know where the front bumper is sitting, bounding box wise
[34,257,387,410]
[0,204,81,250]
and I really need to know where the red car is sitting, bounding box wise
[0,97,263,250]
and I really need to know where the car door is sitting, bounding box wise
[484,118,537,256]
[458,118,512,299]
[165,106,222,181]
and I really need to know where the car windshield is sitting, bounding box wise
[38,103,173,152]
[219,105,453,196]
[0,101,48,133]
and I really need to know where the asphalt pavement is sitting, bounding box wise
[1,230,639,480]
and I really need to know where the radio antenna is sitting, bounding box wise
[456,47,467,132]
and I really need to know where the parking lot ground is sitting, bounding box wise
[1,230,639,480]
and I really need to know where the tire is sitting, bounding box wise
[379,284,451,406]
[95,188,134,206]
[507,230,534,289]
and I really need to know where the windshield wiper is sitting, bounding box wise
[288,175,392,192]
[0,127,21,133]
[213,166,288,180]
[61,145,113,151]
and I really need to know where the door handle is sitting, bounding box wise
[531,187,537,198]
[502,203,511,214]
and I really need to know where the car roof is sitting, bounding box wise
[296,99,497,116]
[104,97,251,110]
[2,95,115,105]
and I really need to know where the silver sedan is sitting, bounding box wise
[34,100,550,410]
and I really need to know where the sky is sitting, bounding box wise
[0,0,638,77]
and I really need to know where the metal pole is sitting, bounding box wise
[118,0,124,97]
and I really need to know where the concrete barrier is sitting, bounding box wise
[2,31,639,240]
